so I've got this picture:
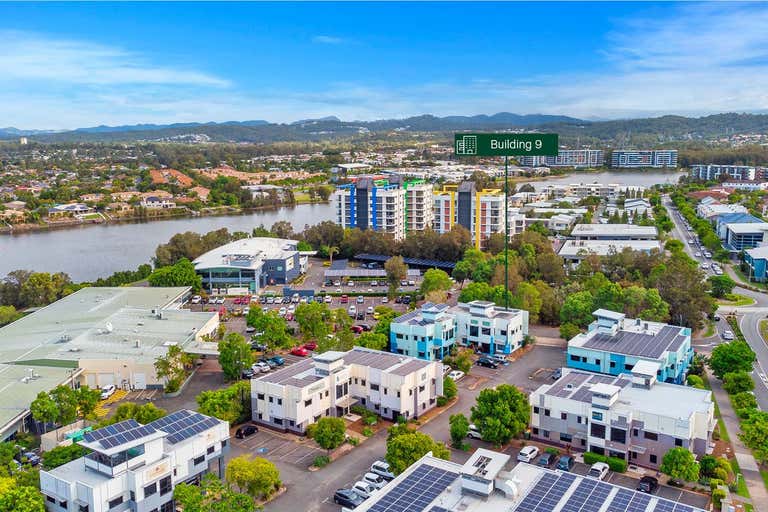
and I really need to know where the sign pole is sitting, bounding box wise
[504,155,509,311]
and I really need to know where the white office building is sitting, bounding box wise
[450,300,529,356]
[570,224,658,240]
[558,240,663,264]
[40,410,229,512]
[251,347,443,432]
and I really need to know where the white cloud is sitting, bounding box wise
[312,35,346,45]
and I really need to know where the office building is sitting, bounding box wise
[352,448,706,512]
[566,310,692,384]
[723,222,768,251]
[558,240,663,264]
[518,149,604,168]
[696,199,748,219]
[530,366,714,469]
[390,303,457,361]
[570,224,658,241]
[0,287,218,441]
[713,212,763,240]
[451,300,529,356]
[40,410,229,512]
[690,164,758,181]
[251,347,443,433]
[743,245,768,282]
[610,150,678,168]
[193,237,307,294]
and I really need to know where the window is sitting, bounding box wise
[370,383,379,391]
[268,396,273,403]
[277,398,282,405]
[569,354,580,362]
[630,451,638,460]
[610,361,616,368]
[194,455,205,465]
[46,496,56,504]
[160,502,175,512]
[592,411,603,421]
[159,476,172,496]
[561,412,567,420]
[590,423,606,439]
[533,406,540,414]
[207,446,214,455]
[221,440,227,448]
[624,364,633,371]
[130,492,135,502]
[644,431,659,441]
[650,454,657,464]
[560,433,572,443]
[576,416,582,424]
[79,505,89,512]
[541,430,549,438]
[144,482,157,497]
[581,357,587,363]
[544,409,550,417]
[257,393,264,400]
[304,398,312,407]
[361,379,366,386]
[532,427,539,435]
[632,428,639,437]
[397,391,401,398]
[481,327,491,336]
[469,326,479,337]
[383,388,387,395]
[610,428,627,444]
[675,438,683,447]
[109,496,124,509]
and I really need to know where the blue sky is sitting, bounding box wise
[1,2,767,129]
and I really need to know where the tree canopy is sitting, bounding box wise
[385,431,450,475]
[709,341,756,380]
[218,332,253,381]
[660,447,700,482]
[470,384,529,446]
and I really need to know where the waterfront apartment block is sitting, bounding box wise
[541,183,644,200]
[404,180,435,232]
[40,410,229,512]
[518,149,604,168]
[689,164,759,181]
[433,182,504,249]
[566,309,692,384]
[251,347,443,433]
[529,366,714,469]
[610,150,678,168]
[390,303,457,360]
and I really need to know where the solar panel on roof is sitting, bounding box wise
[367,465,459,512]
[83,419,141,442]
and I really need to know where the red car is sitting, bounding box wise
[350,325,364,334]
[303,341,317,351]
[290,346,309,357]
[340,295,349,304]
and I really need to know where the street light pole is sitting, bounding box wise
[504,155,509,311]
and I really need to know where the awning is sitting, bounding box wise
[336,396,358,408]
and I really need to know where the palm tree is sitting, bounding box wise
[328,246,339,266]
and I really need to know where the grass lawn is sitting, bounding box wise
[732,265,768,290]
[760,320,768,342]
[717,293,756,307]
[293,191,312,203]
[762,469,768,492]
[730,457,751,498]
[703,321,716,338]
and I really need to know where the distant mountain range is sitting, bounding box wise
[2,112,767,144]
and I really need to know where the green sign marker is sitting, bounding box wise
[454,133,558,156]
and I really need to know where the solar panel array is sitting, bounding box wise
[367,464,459,512]
[82,419,158,449]
[83,419,141,442]
[514,472,577,512]
[148,409,221,444]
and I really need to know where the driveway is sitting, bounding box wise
[231,428,324,467]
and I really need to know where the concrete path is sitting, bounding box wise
[709,371,768,512]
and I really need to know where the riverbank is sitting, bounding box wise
[0,201,330,236]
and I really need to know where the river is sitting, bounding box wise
[0,170,687,281]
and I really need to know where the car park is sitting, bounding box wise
[352,481,377,500]
[476,357,499,369]
[556,455,575,472]
[537,452,556,468]
[370,461,395,481]
[333,489,364,508]
[587,462,609,480]
[636,476,659,494]
[100,384,117,400]
[291,346,309,357]
[362,472,387,489]
[517,446,540,463]
[467,424,482,439]
[448,370,465,381]
[235,424,259,439]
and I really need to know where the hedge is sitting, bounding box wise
[583,451,628,473]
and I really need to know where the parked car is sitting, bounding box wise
[381,297,388,303]
[290,346,309,357]
[303,341,317,351]
[587,462,610,480]
[400,280,408,286]
[517,445,540,463]
[324,295,333,303]
[556,455,575,472]
[259,356,277,368]
[351,481,377,500]
[251,341,268,351]
[216,297,226,304]
[358,324,371,331]
[269,355,285,366]
[467,424,482,439]
[340,295,349,304]
[552,368,562,380]
[408,280,415,286]
[370,461,395,481]
[362,472,387,489]
[448,370,465,381]
[190,295,201,304]
[266,296,275,304]
[235,424,258,439]
[402,296,411,304]
[15,451,40,466]
[356,311,365,320]
[537,452,556,468]
[371,280,379,287]
[442,365,452,376]
[252,362,271,373]
[278,307,287,316]
[241,368,255,379]
[366,306,374,315]
[636,476,659,494]
[333,489,364,508]
[351,325,364,334]
[394,296,403,304]
[100,384,117,400]
[722,330,735,340]
[476,357,499,369]
[349,305,357,316]
[356,295,365,304]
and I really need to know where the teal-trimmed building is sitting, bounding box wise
[566,309,692,384]
[389,303,457,361]
[744,246,768,282]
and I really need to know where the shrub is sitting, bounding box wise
[559,322,581,340]
[443,375,458,400]
[699,455,717,478]
[711,489,727,509]
[164,377,182,393]
[306,423,317,439]
[348,437,359,446]
[709,478,724,490]
[312,455,330,468]
[606,456,627,473]
[583,452,605,465]
[545,447,559,455]
[436,396,448,407]
[362,427,374,437]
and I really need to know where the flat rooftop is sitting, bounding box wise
[450,301,526,321]
[193,237,298,271]
[393,302,451,326]
[726,222,768,234]
[541,369,712,421]
[570,323,688,359]
[558,240,662,258]
[354,451,706,512]
[571,224,658,238]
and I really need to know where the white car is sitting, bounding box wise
[190,295,201,304]
[381,297,389,303]
[362,472,387,489]
[587,462,610,480]
[722,330,735,340]
[357,296,365,304]
[352,481,377,500]
[467,424,482,440]
[347,281,354,287]
[287,305,296,314]
[215,297,225,304]
[367,306,374,315]
[100,384,117,400]
[278,307,287,316]
[324,295,332,303]
[408,280,415,286]
[252,362,271,373]
[349,305,357,316]
[517,445,540,463]
[448,370,465,381]
[266,296,275,304]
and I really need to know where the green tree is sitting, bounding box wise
[225,455,281,500]
[75,386,101,419]
[218,332,253,381]
[294,302,331,340]
[739,411,768,463]
[559,291,595,327]
[723,371,755,394]
[49,385,78,425]
[449,413,469,448]
[470,384,529,446]
[708,275,736,298]
[442,375,457,400]
[109,402,167,425]
[175,473,254,512]
[0,486,45,512]
[0,306,21,327]
[246,308,292,349]
[148,258,202,292]
[660,447,700,482]
[154,344,191,390]
[559,322,581,340]
[420,269,452,295]
[372,306,398,337]
[686,374,705,389]
[709,341,756,380]
[452,260,472,284]
[384,256,408,298]
[385,431,450,475]
[732,391,758,417]
[355,332,388,351]
[196,381,250,424]
[313,417,347,452]
[30,391,58,433]
[458,281,493,303]
[42,444,87,469]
